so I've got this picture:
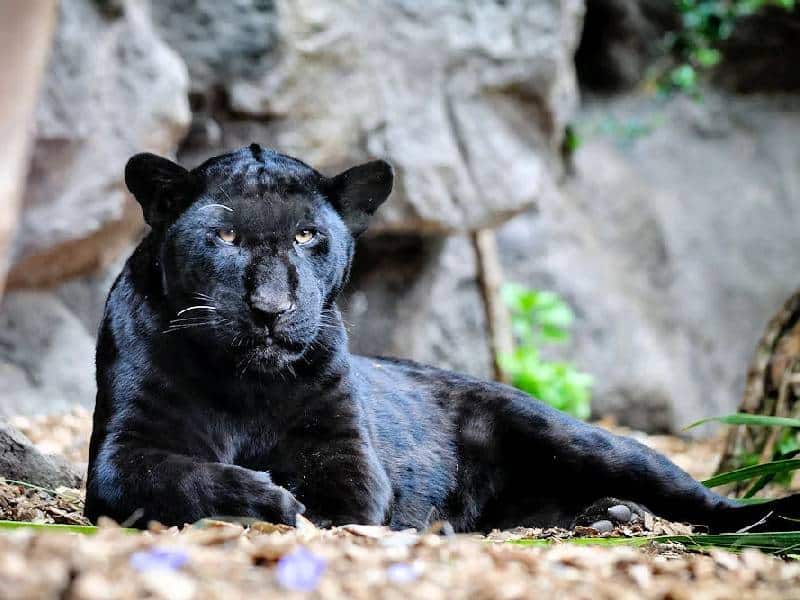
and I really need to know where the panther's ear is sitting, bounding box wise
[325,160,394,236]
[125,153,199,228]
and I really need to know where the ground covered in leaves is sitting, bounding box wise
[2,409,800,599]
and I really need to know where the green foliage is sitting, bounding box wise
[702,458,800,488]
[657,0,796,94]
[511,531,800,554]
[595,114,665,143]
[562,125,583,157]
[686,414,800,429]
[689,413,800,497]
[499,284,592,420]
[566,113,668,151]
[0,520,104,535]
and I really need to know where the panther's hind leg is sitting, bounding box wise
[462,383,800,533]
[475,387,740,532]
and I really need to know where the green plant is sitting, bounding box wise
[657,0,796,94]
[498,284,592,420]
[511,531,800,555]
[686,413,800,496]
[561,124,583,157]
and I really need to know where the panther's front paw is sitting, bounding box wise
[254,485,306,525]
[275,486,307,524]
[573,498,649,533]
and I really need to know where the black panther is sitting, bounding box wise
[85,144,800,532]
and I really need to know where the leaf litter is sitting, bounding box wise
[1,408,799,599]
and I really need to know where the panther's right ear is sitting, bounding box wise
[125,153,199,228]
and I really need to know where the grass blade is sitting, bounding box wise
[3,479,59,495]
[744,449,800,498]
[653,532,800,553]
[0,521,101,534]
[685,414,800,430]
[510,531,800,554]
[702,459,800,488]
[735,497,774,505]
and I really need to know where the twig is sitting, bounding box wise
[472,229,513,383]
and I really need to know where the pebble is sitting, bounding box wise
[590,520,614,534]
[607,504,633,523]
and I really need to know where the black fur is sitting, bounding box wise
[86,146,800,532]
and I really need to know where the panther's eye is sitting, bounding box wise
[216,228,237,245]
[294,229,315,245]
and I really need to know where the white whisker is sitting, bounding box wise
[176,305,217,317]
[200,203,234,213]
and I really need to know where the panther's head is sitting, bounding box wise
[125,144,393,373]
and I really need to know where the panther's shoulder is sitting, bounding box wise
[98,236,167,366]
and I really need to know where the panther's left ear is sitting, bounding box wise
[324,160,394,236]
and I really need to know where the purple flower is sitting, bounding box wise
[275,547,327,592]
[386,562,419,584]
[130,547,189,572]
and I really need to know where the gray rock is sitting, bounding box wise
[54,241,135,335]
[0,419,81,488]
[7,0,190,287]
[0,291,95,417]
[341,235,493,379]
[589,519,614,533]
[150,0,280,94]
[607,504,632,523]
[172,0,583,234]
[499,92,800,432]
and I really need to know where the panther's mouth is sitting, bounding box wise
[241,334,307,374]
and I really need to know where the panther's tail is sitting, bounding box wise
[705,494,800,533]
[579,423,800,534]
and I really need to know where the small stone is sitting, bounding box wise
[590,520,614,534]
[608,504,633,523]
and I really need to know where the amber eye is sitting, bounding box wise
[216,228,237,244]
[294,229,315,245]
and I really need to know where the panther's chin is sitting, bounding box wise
[242,338,307,375]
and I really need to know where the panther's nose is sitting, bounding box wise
[248,294,295,329]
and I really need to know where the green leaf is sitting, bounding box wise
[702,459,800,488]
[778,431,800,456]
[670,64,697,90]
[734,497,774,505]
[540,324,569,343]
[694,47,722,67]
[536,304,574,330]
[745,449,800,498]
[685,414,800,430]
[499,283,592,420]
[563,126,582,154]
[3,479,58,495]
[0,521,104,535]
[510,531,800,554]
[500,283,534,314]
